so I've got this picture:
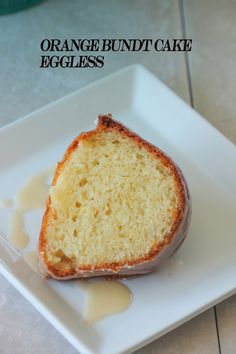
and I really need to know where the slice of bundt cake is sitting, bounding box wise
[38,114,191,279]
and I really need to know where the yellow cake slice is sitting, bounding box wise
[38,114,190,279]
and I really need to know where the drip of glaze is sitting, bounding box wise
[6,168,54,250]
[74,280,132,325]
[0,199,13,208]
[8,210,29,249]
[23,249,40,274]
[15,169,52,211]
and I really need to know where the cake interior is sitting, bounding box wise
[45,130,180,270]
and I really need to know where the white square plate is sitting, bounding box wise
[0,65,236,354]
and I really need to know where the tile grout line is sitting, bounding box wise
[178,0,194,108]
[214,306,222,354]
[179,1,222,354]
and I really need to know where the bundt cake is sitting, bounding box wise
[38,114,191,279]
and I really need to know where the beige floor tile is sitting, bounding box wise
[0,274,78,354]
[184,0,236,143]
[134,309,219,354]
[216,294,236,354]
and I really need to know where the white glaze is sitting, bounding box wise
[23,249,40,274]
[0,199,13,208]
[7,168,53,250]
[15,169,52,211]
[9,210,29,249]
[74,280,132,324]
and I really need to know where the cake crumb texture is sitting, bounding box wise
[39,115,187,278]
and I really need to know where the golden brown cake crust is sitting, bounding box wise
[38,114,190,279]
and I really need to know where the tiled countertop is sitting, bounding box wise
[0,1,235,353]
